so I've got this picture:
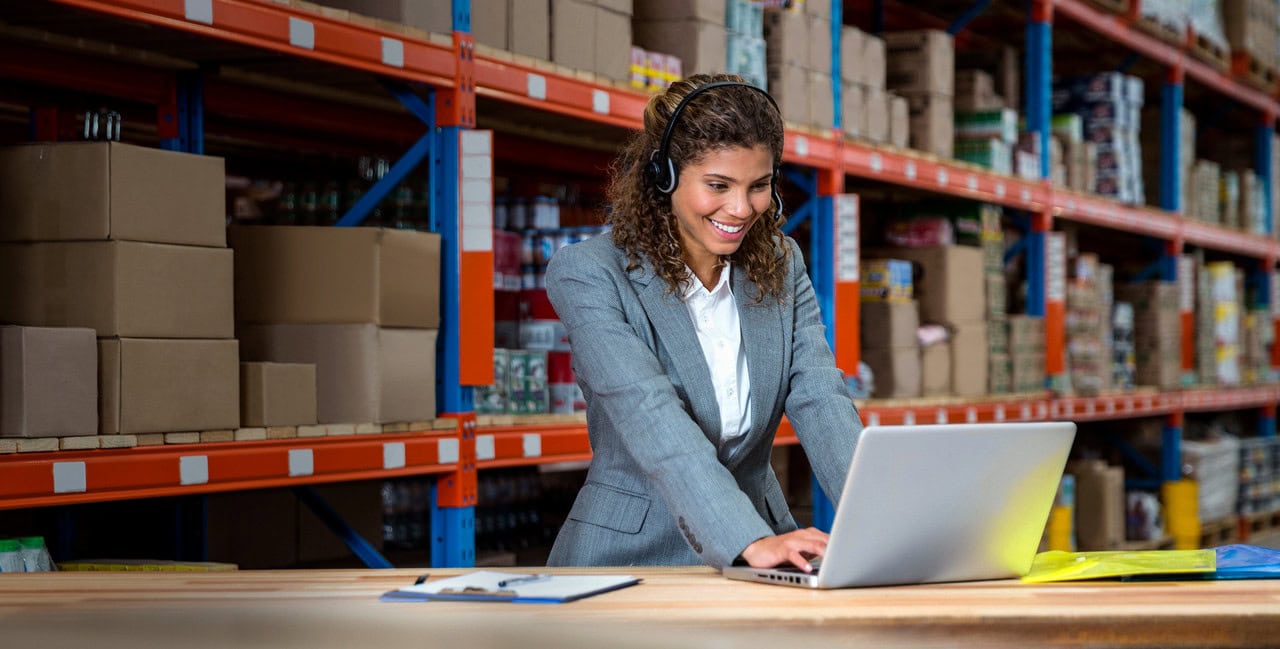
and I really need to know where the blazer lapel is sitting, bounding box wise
[629,260,721,443]
[734,267,783,450]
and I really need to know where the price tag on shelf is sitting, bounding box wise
[870,153,882,173]
[381,37,405,68]
[903,411,916,425]
[527,73,547,100]
[1020,188,1031,203]
[437,438,460,464]
[53,461,86,494]
[288,449,314,477]
[179,456,209,486]
[288,17,315,50]
[995,405,1006,422]
[966,174,977,191]
[795,136,810,157]
[475,434,496,461]
[935,409,947,424]
[905,161,916,180]
[936,168,948,186]
[995,182,1005,198]
[383,443,406,470]
[184,0,212,24]
[591,89,610,115]
[523,433,542,458]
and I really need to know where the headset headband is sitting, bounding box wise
[651,81,782,194]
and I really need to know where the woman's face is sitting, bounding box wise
[669,144,774,271]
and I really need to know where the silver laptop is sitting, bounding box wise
[723,422,1076,589]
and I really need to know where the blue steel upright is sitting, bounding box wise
[1023,2,1051,319]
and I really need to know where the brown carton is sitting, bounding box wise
[863,88,889,144]
[839,26,863,84]
[99,338,240,435]
[551,0,595,71]
[229,225,440,328]
[510,0,550,58]
[1070,459,1126,550]
[884,30,953,95]
[860,300,919,349]
[315,0,451,32]
[0,142,225,247]
[595,7,633,82]
[633,19,727,76]
[862,346,921,399]
[594,0,633,14]
[869,246,984,325]
[862,33,886,90]
[633,0,724,22]
[950,321,989,397]
[0,241,234,339]
[809,15,831,73]
[767,63,809,125]
[888,93,910,148]
[988,351,1012,394]
[238,324,437,425]
[1,326,97,438]
[241,362,318,428]
[471,0,508,48]
[920,341,951,397]
[903,92,954,158]
[809,71,834,129]
[841,82,865,138]
[763,8,808,68]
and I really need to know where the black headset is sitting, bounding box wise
[645,80,785,220]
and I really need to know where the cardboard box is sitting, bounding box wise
[297,481,384,564]
[841,82,865,138]
[1009,315,1044,354]
[509,0,550,58]
[988,350,1012,393]
[808,16,831,73]
[1070,460,1126,550]
[902,92,953,158]
[864,88,889,144]
[862,34,886,90]
[238,324,437,424]
[241,362,318,428]
[595,7,632,81]
[594,0,633,15]
[767,63,808,125]
[920,341,951,397]
[860,300,919,349]
[633,0,725,22]
[763,8,807,68]
[950,321,989,397]
[633,19,727,76]
[884,30,953,96]
[860,258,913,302]
[99,338,240,435]
[0,241,234,339]
[1011,351,1046,392]
[312,0,451,32]
[0,142,225,247]
[551,0,595,70]
[862,346,921,399]
[869,246,984,325]
[809,71,833,128]
[888,93,909,148]
[229,226,440,328]
[1,326,97,438]
[471,0,508,48]
[840,26,863,83]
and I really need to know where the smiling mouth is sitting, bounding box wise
[711,219,745,234]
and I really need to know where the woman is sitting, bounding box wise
[545,73,862,571]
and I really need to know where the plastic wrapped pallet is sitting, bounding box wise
[1183,436,1241,523]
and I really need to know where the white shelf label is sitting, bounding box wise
[966,407,977,423]
[475,434,496,461]
[1125,398,1135,412]
[522,434,542,458]
[288,17,315,50]
[868,412,880,427]
[1021,404,1032,420]
[1020,188,1031,202]
[995,405,1006,422]
[179,455,209,486]
[460,131,494,253]
[936,169,948,186]
[903,411,916,426]
[1065,199,1076,211]
[966,174,977,191]
[795,136,810,157]
[869,153,883,173]
[381,37,405,68]
[1178,256,1195,312]
[527,74,547,100]
[835,195,860,282]
[905,161,917,180]
[591,89,610,115]
[935,409,947,424]
[288,449,314,477]
[1106,399,1116,414]
[53,461,86,494]
[184,0,212,24]
[437,438,460,464]
[995,182,1006,197]
[1086,401,1096,416]
[383,442,406,470]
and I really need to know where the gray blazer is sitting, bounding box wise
[544,233,862,568]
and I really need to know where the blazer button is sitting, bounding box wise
[693,543,703,553]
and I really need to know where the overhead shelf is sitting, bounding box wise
[0,430,460,510]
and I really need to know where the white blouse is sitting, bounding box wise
[682,263,752,442]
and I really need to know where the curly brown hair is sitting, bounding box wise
[606,73,790,303]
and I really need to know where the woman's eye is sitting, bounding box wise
[751,184,770,192]
[707,183,727,191]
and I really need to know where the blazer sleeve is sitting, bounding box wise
[546,243,775,568]
[779,237,863,506]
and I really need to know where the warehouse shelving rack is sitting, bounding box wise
[0,0,1278,566]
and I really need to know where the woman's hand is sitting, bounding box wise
[740,527,829,572]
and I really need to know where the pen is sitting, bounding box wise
[414,573,430,585]
[497,573,551,588]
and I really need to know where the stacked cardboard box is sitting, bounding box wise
[1065,254,1112,396]
[1055,73,1145,205]
[1009,315,1046,392]
[1243,308,1271,384]
[0,142,239,437]
[1223,0,1278,69]
[1,326,97,439]
[954,106,1018,175]
[860,300,922,399]
[725,0,767,89]
[1116,282,1181,389]
[550,0,634,82]
[1194,252,1218,385]
[762,3,835,128]
[1240,169,1268,234]
[870,245,986,397]
[634,0,727,86]
[975,204,1011,394]
[1189,159,1223,223]
[1205,262,1242,385]
[1069,459,1126,550]
[231,226,441,425]
[885,30,954,158]
[839,25,898,144]
[1112,301,1137,389]
[1139,106,1195,210]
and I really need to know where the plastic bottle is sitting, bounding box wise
[0,540,22,573]
[17,537,51,572]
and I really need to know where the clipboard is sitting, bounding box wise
[380,571,642,604]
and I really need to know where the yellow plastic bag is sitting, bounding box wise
[1021,549,1216,584]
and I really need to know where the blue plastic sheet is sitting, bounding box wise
[1123,545,1280,581]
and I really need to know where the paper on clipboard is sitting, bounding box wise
[380,571,641,604]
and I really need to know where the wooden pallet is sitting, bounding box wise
[1199,516,1240,548]
[1241,507,1280,540]
[1231,50,1279,93]
[1134,16,1184,47]
[1189,31,1230,73]
[1084,0,1130,15]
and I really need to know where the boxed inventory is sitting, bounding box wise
[230,226,440,328]
[0,142,225,247]
[240,362,318,428]
[238,324,437,424]
[950,321,989,398]
[860,258,913,302]
[0,241,233,339]
[99,338,240,435]
[869,246,983,324]
[862,346,921,399]
[633,19,727,76]
[318,0,451,32]
[551,0,595,71]
[883,30,953,95]
[860,300,919,348]
[510,0,551,58]
[1,326,97,438]
[920,341,951,397]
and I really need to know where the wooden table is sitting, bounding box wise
[3,567,1279,648]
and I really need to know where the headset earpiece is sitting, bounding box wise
[646,151,678,194]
